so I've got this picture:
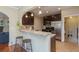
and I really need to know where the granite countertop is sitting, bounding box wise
[21,30,56,37]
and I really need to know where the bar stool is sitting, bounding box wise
[14,36,24,52]
[23,39,32,52]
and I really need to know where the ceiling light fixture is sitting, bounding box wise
[38,6,40,9]
[46,11,48,13]
[31,13,34,16]
[69,16,72,19]
[25,15,28,18]
[58,8,61,10]
[39,10,42,14]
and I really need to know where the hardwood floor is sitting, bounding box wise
[56,40,79,52]
[0,44,26,52]
[0,44,8,52]
[0,40,79,52]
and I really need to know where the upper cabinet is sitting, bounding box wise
[22,12,34,25]
[43,14,61,25]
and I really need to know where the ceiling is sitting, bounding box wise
[30,6,73,17]
[9,6,75,17]
[9,6,23,10]
[9,6,35,10]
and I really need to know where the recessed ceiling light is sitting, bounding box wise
[25,15,28,18]
[58,8,61,10]
[69,16,72,19]
[31,13,34,16]
[46,11,48,13]
[38,6,40,9]
[38,10,42,14]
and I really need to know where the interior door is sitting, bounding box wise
[65,16,79,44]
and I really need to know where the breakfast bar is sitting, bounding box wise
[21,30,56,52]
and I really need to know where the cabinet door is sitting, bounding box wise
[22,16,34,25]
[22,12,34,25]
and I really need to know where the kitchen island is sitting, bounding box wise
[21,30,56,52]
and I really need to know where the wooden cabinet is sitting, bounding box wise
[43,14,61,25]
[43,14,61,41]
[22,12,34,25]
[51,36,56,52]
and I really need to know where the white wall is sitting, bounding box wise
[61,7,79,42]
[34,16,43,31]
[0,7,19,46]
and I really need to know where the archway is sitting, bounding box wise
[0,12,9,44]
[0,7,20,47]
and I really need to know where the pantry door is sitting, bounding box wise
[64,16,79,44]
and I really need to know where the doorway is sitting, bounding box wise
[64,16,79,44]
[0,12,9,44]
